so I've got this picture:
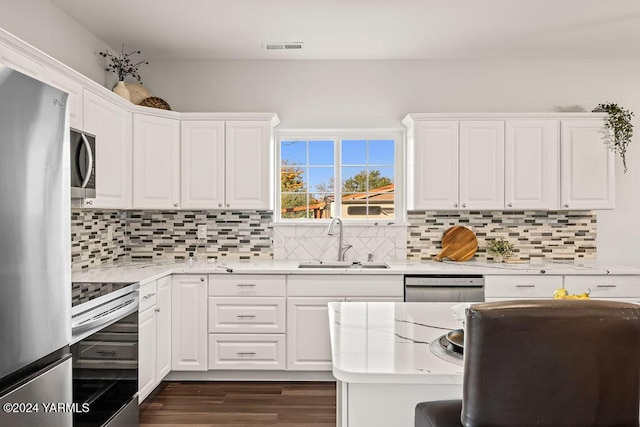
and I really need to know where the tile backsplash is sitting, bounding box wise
[72,209,598,270]
[272,224,408,261]
[407,210,597,261]
[71,209,273,270]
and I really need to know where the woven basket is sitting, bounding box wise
[139,96,171,110]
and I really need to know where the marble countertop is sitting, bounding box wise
[71,258,640,284]
[328,302,469,384]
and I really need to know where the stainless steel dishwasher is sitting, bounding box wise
[404,275,484,302]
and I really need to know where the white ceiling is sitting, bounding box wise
[52,0,640,60]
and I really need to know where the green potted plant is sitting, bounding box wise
[593,102,634,173]
[487,238,514,262]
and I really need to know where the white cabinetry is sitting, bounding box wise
[172,275,208,371]
[0,44,44,80]
[560,119,615,209]
[138,276,172,403]
[208,275,286,370]
[180,121,225,209]
[459,121,505,210]
[180,120,273,210]
[505,120,559,210]
[83,89,133,208]
[286,275,403,371]
[133,113,181,209]
[484,275,563,302]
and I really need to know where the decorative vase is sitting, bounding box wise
[112,81,131,102]
[493,254,504,263]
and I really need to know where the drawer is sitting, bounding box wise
[208,297,285,333]
[208,334,285,370]
[139,280,157,312]
[209,275,285,297]
[564,276,640,298]
[484,275,562,298]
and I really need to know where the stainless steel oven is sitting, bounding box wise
[71,283,139,427]
[405,275,485,302]
[70,129,96,199]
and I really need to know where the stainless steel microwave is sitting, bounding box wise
[70,129,96,199]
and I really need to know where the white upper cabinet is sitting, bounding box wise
[83,89,133,209]
[133,113,181,209]
[0,44,44,81]
[181,121,226,209]
[44,67,83,130]
[459,121,505,210]
[412,121,459,210]
[225,121,272,210]
[560,119,615,209]
[505,120,559,210]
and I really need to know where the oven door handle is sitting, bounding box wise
[72,296,138,336]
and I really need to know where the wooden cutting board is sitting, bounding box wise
[433,226,478,262]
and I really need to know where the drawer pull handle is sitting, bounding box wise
[515,285,536,288]
[96,350,116,356]
[237,315,256,319]
[237,283,256,287]
[237,352,256,356]
[143,292,156,299]
[596,285,617,288]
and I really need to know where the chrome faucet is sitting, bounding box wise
[326,217,352,262]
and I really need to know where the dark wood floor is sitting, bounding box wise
[140,381,337,427]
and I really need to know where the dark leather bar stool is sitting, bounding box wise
[415,300,640,427]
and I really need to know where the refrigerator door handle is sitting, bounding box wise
[80,133,93,189]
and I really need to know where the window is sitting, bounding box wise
[277,131,402,222]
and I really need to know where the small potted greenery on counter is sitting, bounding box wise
[487,238,514,262]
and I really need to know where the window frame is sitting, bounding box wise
[275,129,405,224]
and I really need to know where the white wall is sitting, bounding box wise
[0,0,109,84]
[143,58,640,265]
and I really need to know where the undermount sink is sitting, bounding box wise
[297,261,390,269]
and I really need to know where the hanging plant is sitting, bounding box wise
[99,44,148,83]
[593,102,634,173]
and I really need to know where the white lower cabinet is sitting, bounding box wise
[138,302,157,403]
[156,276,172,380]
[484,275,563,301]
[172,275,208,371]
[209,334,285,370]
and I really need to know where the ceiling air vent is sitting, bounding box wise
[263,42,304,51]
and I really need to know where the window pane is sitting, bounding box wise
[369,140,394,165]
[367,167,394,192]
[281,140,306,165]
[309,141,334,166]
[341,140,366,165]
[310,193,332,219]
[341,167,368,192]
[340,193,362,219]
[280,166,307,192]
[309,167,334,194]
[281,193,309,219]
[367,193,395,219]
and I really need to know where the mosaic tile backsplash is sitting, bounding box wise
[127,210,273,261]
[407,210,597,261]
[71,210,128,270]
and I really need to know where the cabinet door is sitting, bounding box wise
[459,121,505,210]
[225,121,272,210]
[172,275,208,371]
[560,119,615,209]
[412,121,459,210]
[138,306,157,403]
[156,276,172,381]
[0,44,44,81]
[44,67,83,130]
[286,297,344,371]
[505,120,559,210]
[83,89,133,209]
[181,121,225,209]
[133,113,181,209]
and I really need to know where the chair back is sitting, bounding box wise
[462,299,640,427]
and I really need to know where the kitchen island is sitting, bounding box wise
[328,302,470,427]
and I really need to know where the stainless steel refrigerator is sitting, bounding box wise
[0,64,72,426]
